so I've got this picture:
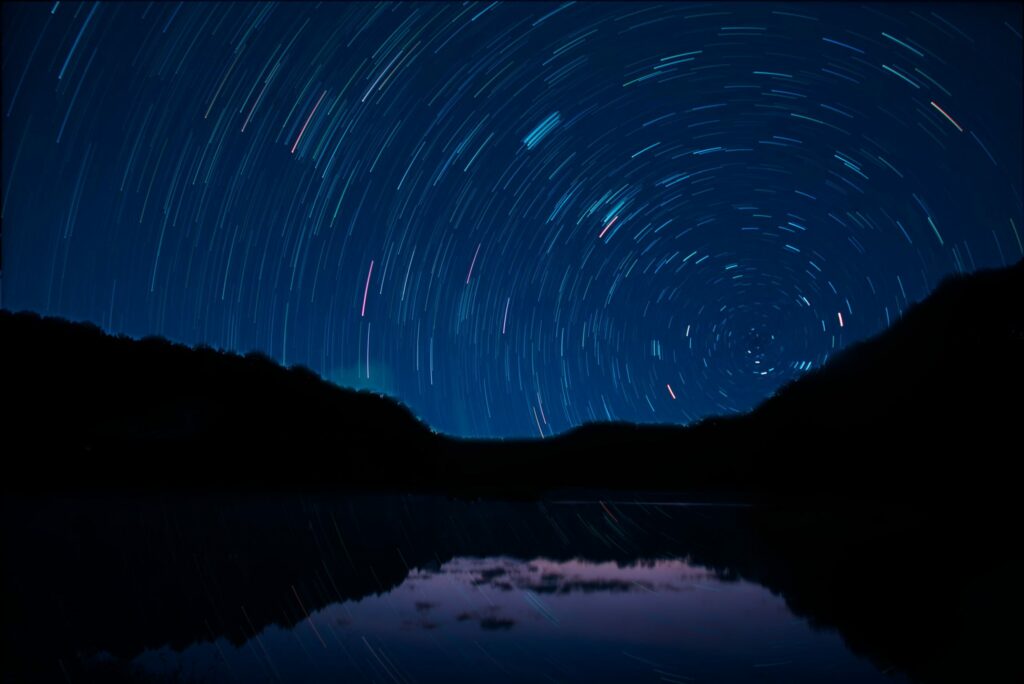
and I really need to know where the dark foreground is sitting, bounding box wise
[1,492,1020,683]
[1,265,1021,682]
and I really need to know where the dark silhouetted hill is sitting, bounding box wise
[2,259,1021,498]
[1,310,438,487]
[523,257,1024,498]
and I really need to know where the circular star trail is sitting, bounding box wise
[3,2,1021,438]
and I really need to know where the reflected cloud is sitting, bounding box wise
[479,617,516,631]
[108,555,902,683]
[4,495,943,683]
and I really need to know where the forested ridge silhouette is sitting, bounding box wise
[2,260,1020,498]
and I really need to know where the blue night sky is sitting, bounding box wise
[3,2,1021,438]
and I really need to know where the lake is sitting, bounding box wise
[0,493,1010,682]
[123,552,900,683]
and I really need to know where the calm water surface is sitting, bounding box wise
[2,495,915,683]
[121,555,899,683]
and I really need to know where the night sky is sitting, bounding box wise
[3,2,1021,438]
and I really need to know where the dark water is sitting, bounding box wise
[119,553,893,683]
[1,493,1010,683]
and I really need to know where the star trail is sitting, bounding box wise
[2,2,1021,438]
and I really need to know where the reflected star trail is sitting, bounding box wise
[3,2,1021,438]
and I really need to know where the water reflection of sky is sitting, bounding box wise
[115,556,906,683]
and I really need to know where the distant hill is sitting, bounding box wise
[2,308,438,487]
[2,259,1021,499]
[531,257,1024,498]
